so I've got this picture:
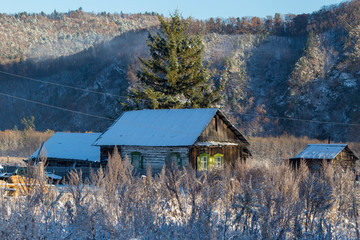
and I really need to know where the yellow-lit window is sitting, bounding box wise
[197,153,210,171]
[214,153,223,168]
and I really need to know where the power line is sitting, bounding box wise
[239,112,360,127]
[0,92,113,121]
[0,70,124,98]
[1,88,359,128]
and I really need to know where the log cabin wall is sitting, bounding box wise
[100,146,117,162]
[290,148,357,173]
[46,158,100,167]
[44,158,101,180]
[189,145,247,169]
[191,114,250,169]
[120,146,189,172]
[332,148,356,172]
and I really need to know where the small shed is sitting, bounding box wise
[94,108,250,172]
[289,144,359,172]
[30,132,101,177]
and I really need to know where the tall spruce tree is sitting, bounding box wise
[128,12,223,109]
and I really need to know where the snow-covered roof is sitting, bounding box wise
[291,144,352,160]
[194,141,239,146]
[95,108,248,147]
[30,132,101,162]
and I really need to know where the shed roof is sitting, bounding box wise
[94,108,248,147]
[291,144,357,160]
[30,132,101,162]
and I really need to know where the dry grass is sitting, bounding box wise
[0,129,54,157]
[0,153,358,239]
[251,135,360,163]
[0,157,26,166]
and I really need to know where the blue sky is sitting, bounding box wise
[2,0,345,19]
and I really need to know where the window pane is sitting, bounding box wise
[201,156,208,170]
[312,164,320,171]
[215,156,222,168]
[132,154,141,169]
[170,155,177,162]
[169,153,182,168]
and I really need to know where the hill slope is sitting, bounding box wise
[1,3,360,142]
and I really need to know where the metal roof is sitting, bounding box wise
[94,108,249,147]
[30,132,101,162]
[291,144,349,160]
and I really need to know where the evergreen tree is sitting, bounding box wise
[128,11,223,109]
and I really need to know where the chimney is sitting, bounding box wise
[328,136,331,144]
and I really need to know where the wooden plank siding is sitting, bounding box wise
[191,114,250,169]
[189,146,247,169]
[45,158,100,167]
[101,145,189,172]
[121,146,189,171]
[196,114,243,143]
[331,148,357,172]
[100,146,114,162]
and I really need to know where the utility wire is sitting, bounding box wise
[239,112,360,127]
[0,70,124,98]
[1,89,360,128]
[0,92,113,121]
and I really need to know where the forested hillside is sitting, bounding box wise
[1,1,360,142]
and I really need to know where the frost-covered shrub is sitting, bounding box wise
[0,151,359,239]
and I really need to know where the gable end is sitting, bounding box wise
[195,110,249,145]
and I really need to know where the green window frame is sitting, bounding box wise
[197,153,210,171]
[169,152,182,168]
[131,152,143,169]
[214,153,223,169]
[312,163,320,171]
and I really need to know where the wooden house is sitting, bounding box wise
[94,108,250,172]
[29,132,101,178]
[289,144,359,172]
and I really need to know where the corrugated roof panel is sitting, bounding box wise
[95,108,218,146]
[30,132,101,162]
[294,144,347,160]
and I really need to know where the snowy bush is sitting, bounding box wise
[0,149,359,239]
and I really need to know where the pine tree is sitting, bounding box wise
[128,11,223,109]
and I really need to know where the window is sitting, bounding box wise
[197,153,223,171]
[197,153,210,171]
[169,152,182,168]
[214,153,223,169]
[131,152,143,169]
[200,156,208,170]
[311,163,320,171]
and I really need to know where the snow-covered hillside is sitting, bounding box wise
[1,5,360,142]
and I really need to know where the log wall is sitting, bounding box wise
[290,148,357,173]
[189,145,248,169]
[121,146,189,171]
[100,145,189,172]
